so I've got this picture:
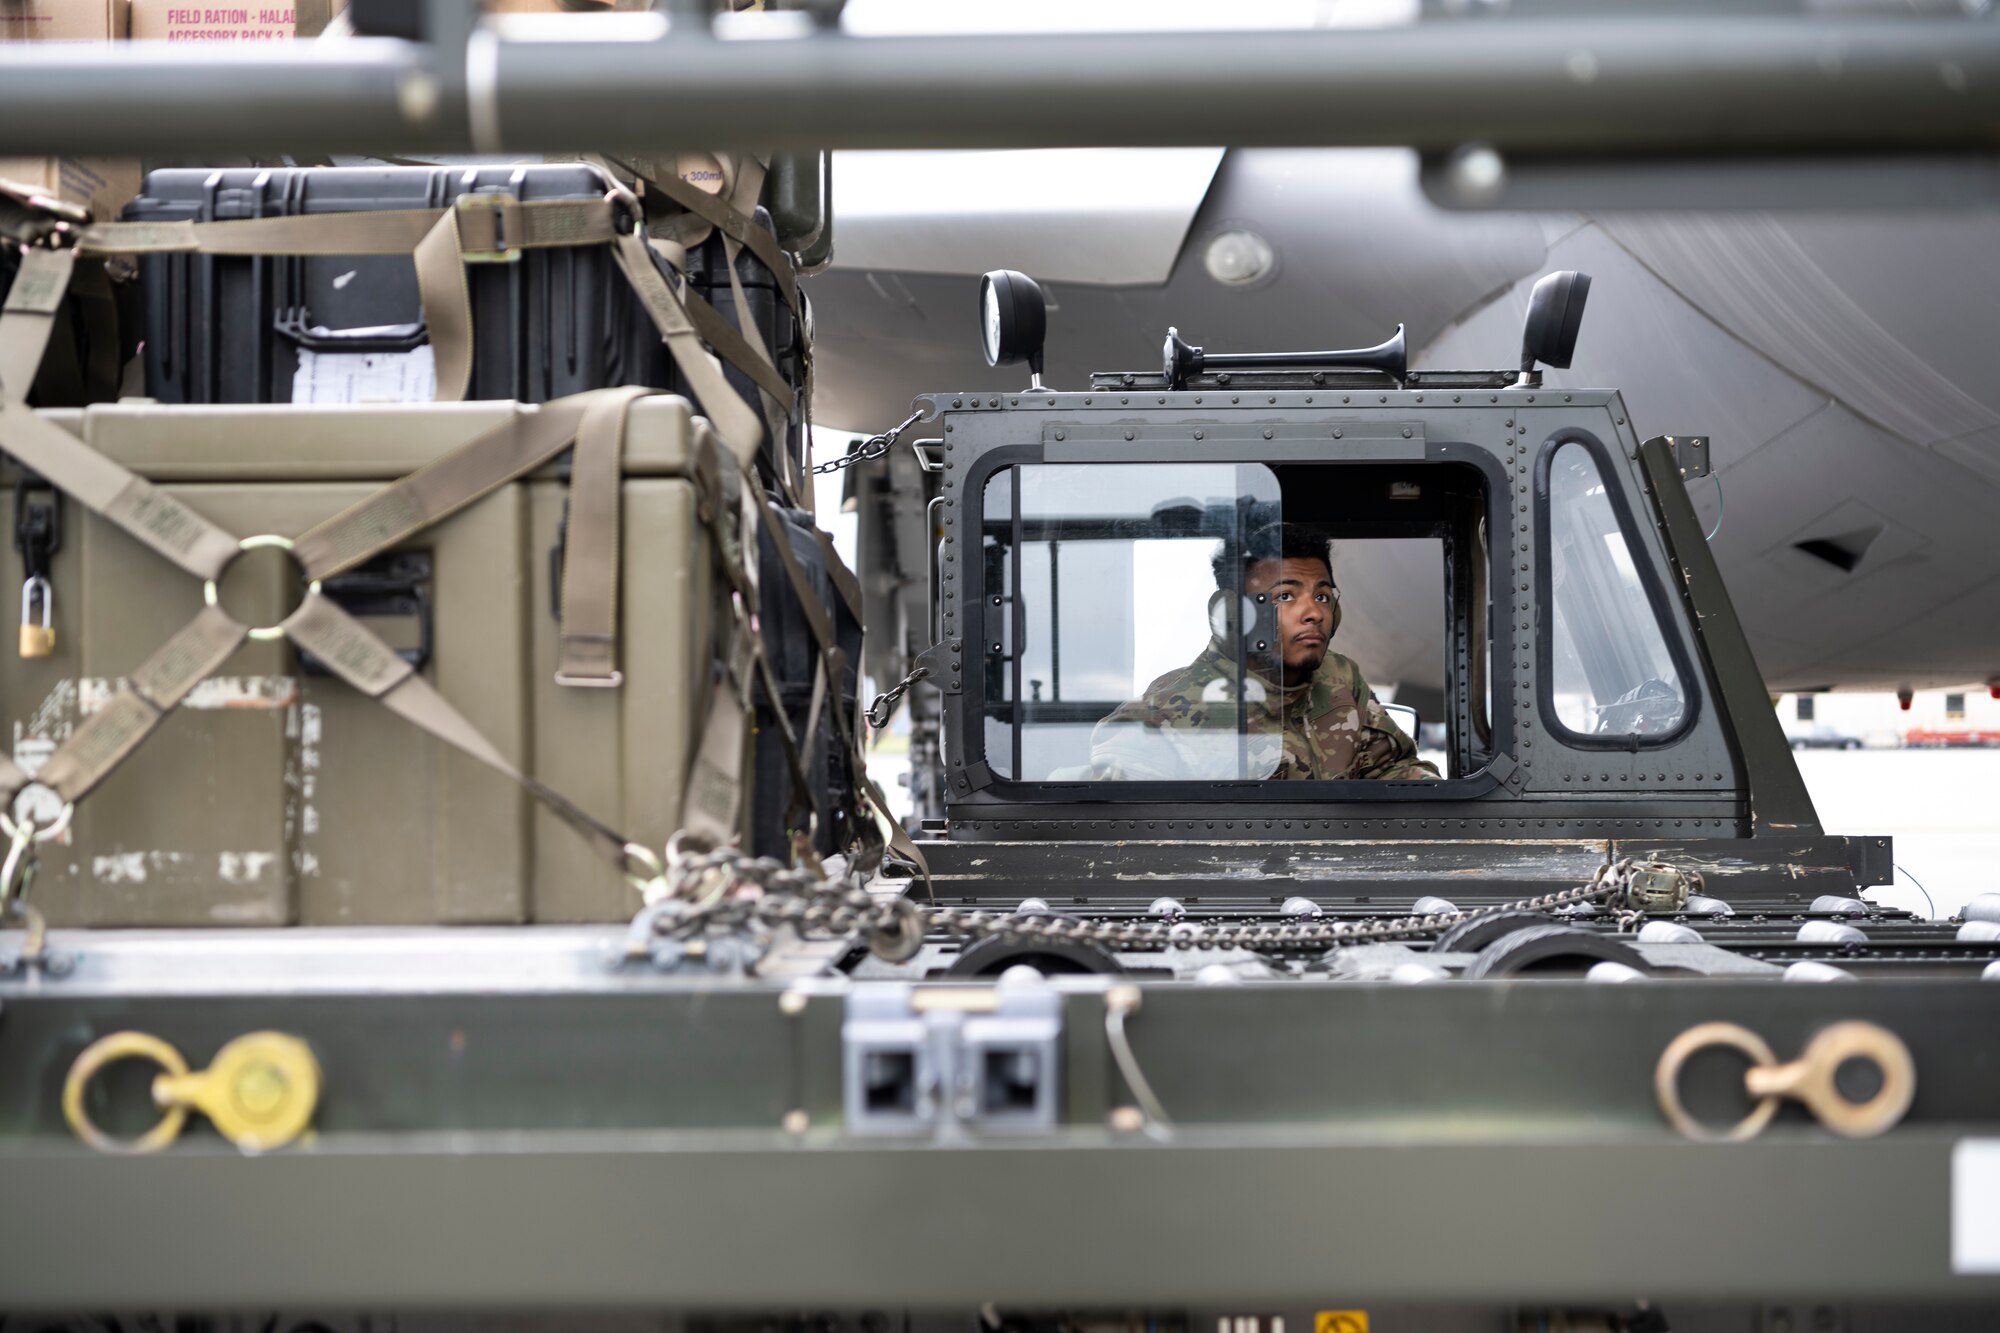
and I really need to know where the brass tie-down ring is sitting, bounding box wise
[1655,1020,1916,1142]
[63,1030,322,1154]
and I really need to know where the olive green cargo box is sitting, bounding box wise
[0,398,710,926]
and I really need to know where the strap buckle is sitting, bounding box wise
[455,193,525,264]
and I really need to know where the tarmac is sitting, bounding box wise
[1796,748,1999,919]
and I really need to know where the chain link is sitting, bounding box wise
[640,848,1647,962]
[866,665,929,729]
[810,409,927,476]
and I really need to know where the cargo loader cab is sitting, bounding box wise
[884,267,1916,932]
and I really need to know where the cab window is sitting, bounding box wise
[981,462,1285,782]
[977,460,1491,785]
[1543,441,1690,742]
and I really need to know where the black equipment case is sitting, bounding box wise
[130,164,665,405]
[0,246,134,408]
[753,506,864,860]
[127,164,806,482]
[680,207,809,482]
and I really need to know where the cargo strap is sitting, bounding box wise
[671,266,794,412]
[282,382,641,688]
[0,197,675,881]
[648,236,805,512]
[641,151,804,502]
[713,155,799,494]
[0,386,643,879]
[289,395,598,580]
[745,494,922,882]
[607,229,763,467]
[73,198,620,260]
[0,397,240,581]
[72,179,793,465]
[31,606,246,804]
[685,421,851,856]
[0,392,879,889]
[554,386,649,686]
[684,425,797,847]
[280,591,632,868]
[0,248,76,401]
[72,196,625,405]
[640,168,804,331]
[592,152,804,492]
[0,196,862,888]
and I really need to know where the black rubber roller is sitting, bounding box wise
[1461,924,1648,979]
[945,934,1126,977]
[1432,909,1556,955]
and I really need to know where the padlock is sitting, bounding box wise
[18,576,53,658]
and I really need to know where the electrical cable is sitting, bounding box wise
[1704,470,1725,542]
[1103,986,1173,1142]
[1894,863,1936,920]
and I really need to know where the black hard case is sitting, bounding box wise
[127,165,806,478]
[129,164,668,405]
[752,506,863,860]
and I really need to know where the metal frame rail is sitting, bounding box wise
[0,932,1998,1307]
[0,10,1996,164]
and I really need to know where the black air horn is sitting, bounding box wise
[1162,324,1406,391]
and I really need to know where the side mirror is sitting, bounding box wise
[979,269,1049,389]
[1382,702,1420,740]
[1519,270,1591,384]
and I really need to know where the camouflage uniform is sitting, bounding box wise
[1088,640,1439,781]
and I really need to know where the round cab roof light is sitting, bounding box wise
[978,269,1049,382]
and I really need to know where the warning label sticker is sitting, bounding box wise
[1315,1315,1369,1333]
[292,342,436,404]
[1955,1140,2000,1273]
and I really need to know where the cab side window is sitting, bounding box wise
[1545,441,1689,741]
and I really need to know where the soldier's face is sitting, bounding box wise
[1246,557,1335,677]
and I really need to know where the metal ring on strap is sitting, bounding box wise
[0,801,73,844]
[62,1031,191,1155]
[1654,1021,1782,1143]
[202,535,322,642]
[1745,1021,1916,1139]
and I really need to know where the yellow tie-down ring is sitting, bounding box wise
[63,1030,322,1154]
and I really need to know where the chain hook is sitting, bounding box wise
[811,408,927,476]
[622,840,671,903]
[867,665,929,729]
[1,816,37,908]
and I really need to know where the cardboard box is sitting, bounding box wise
[0,0,127,41]
[130,2,322,39]
[0,155,142,221]
[0,2,135,219]
[486,1,637,11]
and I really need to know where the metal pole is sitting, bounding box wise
[0,40,445,156]
[0,19,1994,157]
